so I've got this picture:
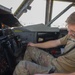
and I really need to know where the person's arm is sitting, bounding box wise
[28,39,61,49]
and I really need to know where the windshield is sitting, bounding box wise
[0,0,75,28]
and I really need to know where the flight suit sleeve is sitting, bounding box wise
[59,34,69,45]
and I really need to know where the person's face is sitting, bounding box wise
[67,24,75,39]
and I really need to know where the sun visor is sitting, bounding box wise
[0,14,22,27]
[0,5,22,27]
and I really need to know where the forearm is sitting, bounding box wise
[32,40,60,49]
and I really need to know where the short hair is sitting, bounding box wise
[66,12,75,24]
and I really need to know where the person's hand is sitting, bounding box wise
[27,42,35,47]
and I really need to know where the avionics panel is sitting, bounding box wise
[12,24,60,43]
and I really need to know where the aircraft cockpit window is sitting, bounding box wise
[0,0,75,28]
[51,1,75,28]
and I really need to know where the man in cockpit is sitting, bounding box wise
[13,12,75,75]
